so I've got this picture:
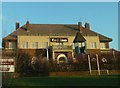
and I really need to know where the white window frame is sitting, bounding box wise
[22,42,28,48]
[100,43,106,49]
[32,42,38,49]
[90,42,97,49]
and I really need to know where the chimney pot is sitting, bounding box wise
[16,22,19,30]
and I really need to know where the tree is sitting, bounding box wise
[16,51,31,74]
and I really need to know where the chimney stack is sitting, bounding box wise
[26,21,29,30]
[16,22,19,30]
[85,22,90,30]
[78,22,82,32]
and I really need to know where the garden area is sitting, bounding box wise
[1,49,120,87]
[2,74,120,87]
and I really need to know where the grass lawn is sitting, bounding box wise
[2,75,120,87]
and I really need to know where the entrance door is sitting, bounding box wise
[57,54,68,64]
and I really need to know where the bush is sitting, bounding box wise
[16,52,31,74]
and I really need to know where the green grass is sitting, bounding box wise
[2,75,120,87]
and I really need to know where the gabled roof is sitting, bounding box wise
[98,34,112,42]
[73,32,86,43]
[3,28,26,40]
[3,22,112,42]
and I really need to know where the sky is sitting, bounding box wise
[1,0,119,2]
[119,2,120,51]
[0,2,119,50]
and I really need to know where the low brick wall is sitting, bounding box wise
[109,70,120,75]
[49,70,120,76]
[49,71,90,76]
[2,70,120,78]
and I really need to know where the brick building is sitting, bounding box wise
[2,21,113,64]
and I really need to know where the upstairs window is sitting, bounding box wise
[22,42,28,48]
[90,42,97,49]
[9,42,15,49]
[100,43,106,49]
[32,42,38,48]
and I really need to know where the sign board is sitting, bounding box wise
[50,38,68,42]
[0,59,15,72]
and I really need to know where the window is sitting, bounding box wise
[32,42,38,48]
[100,43,106,49]
[22,42,28,48]
[78,42,86,47]
[42,42,48,48]
[9,42,15,49]
[90,42,97,49]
